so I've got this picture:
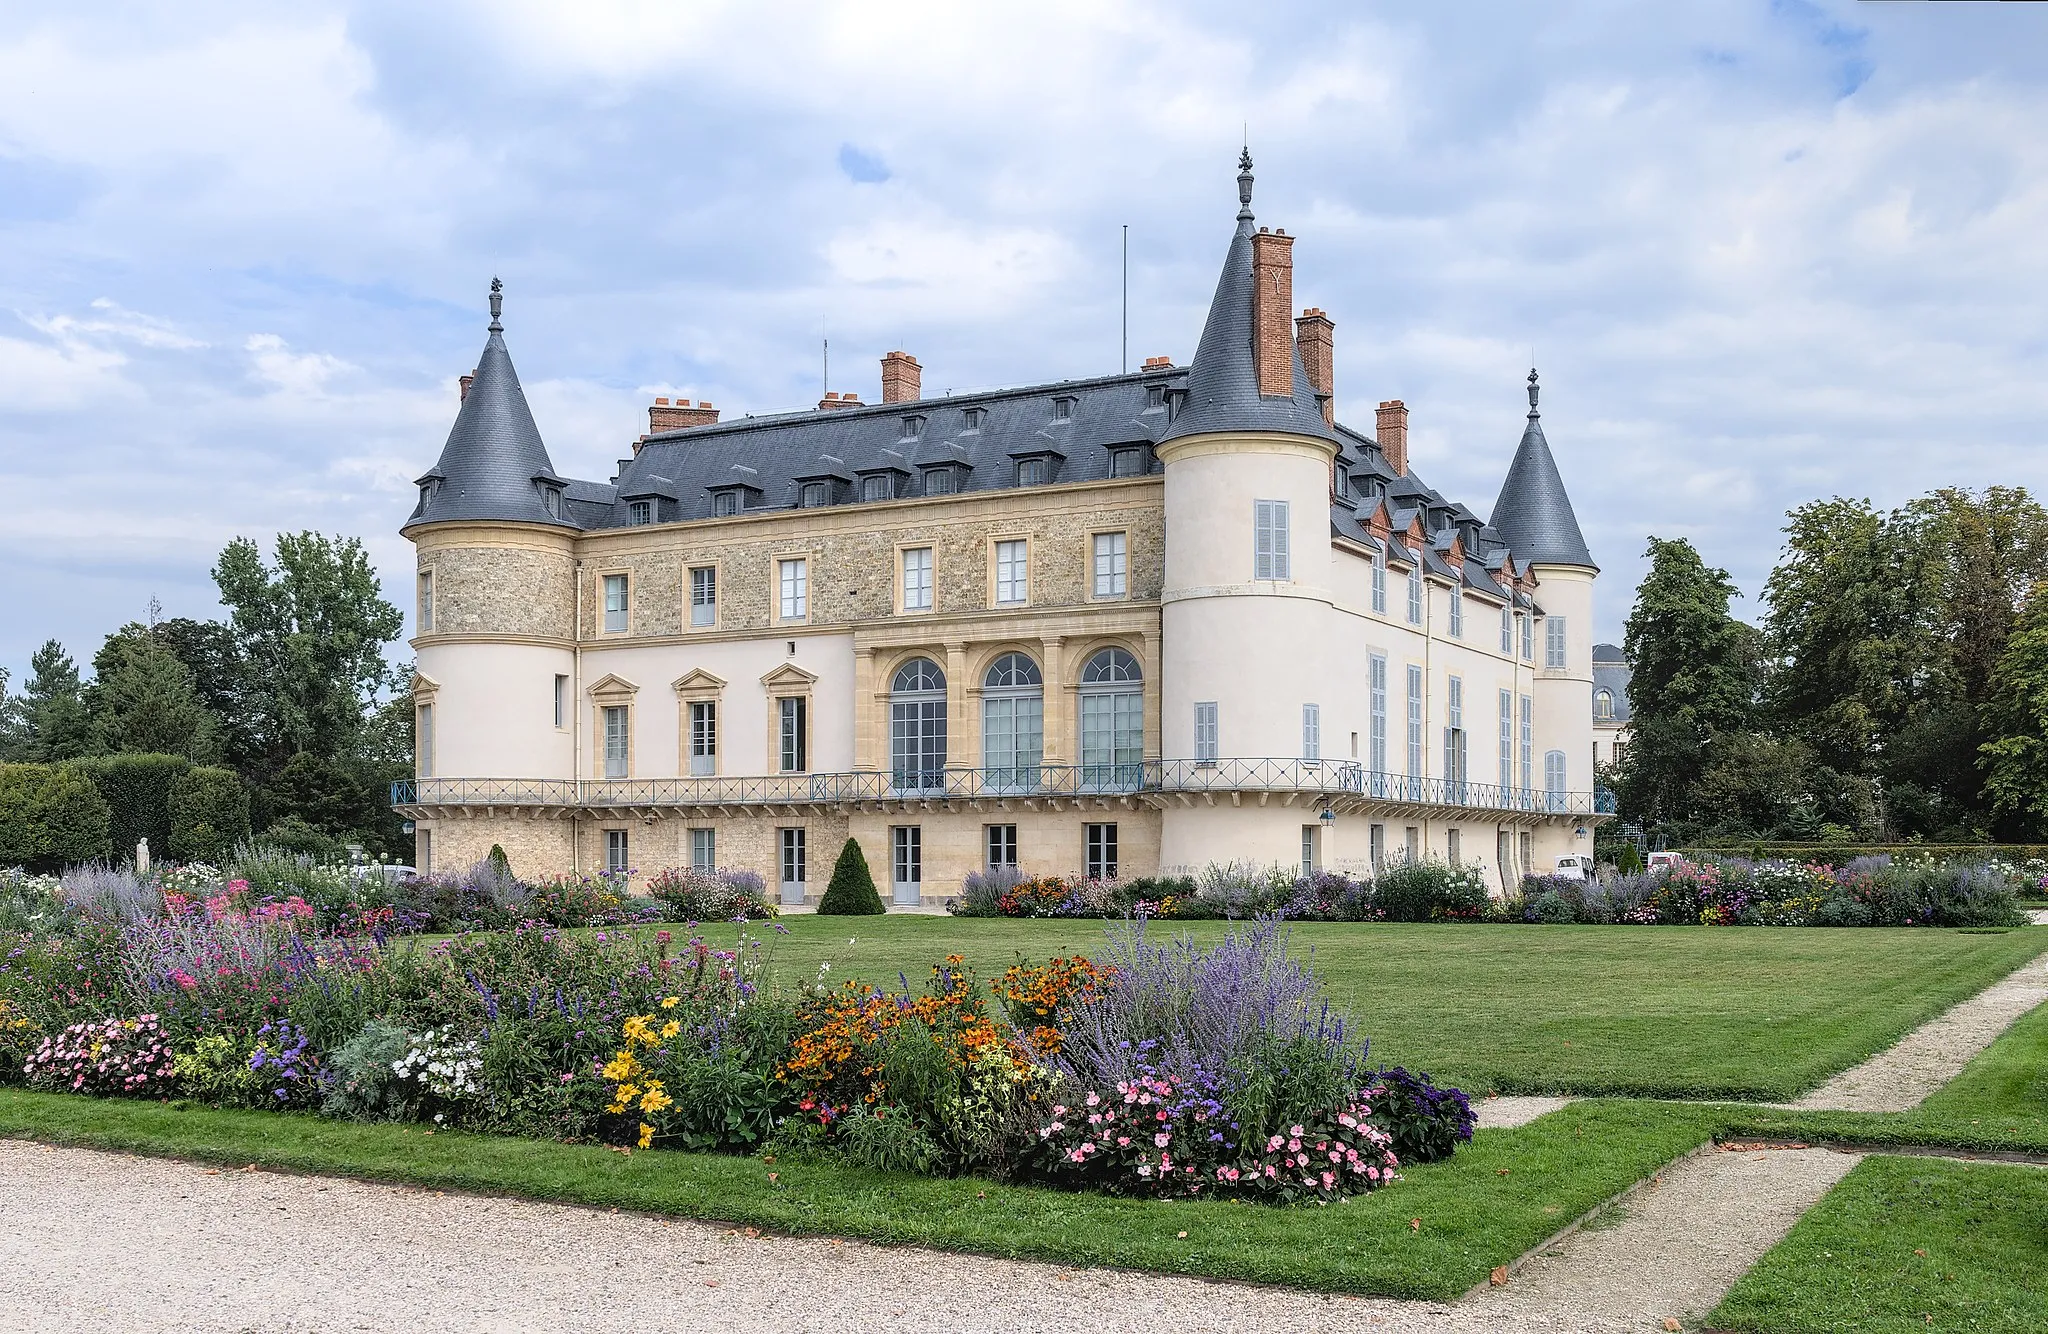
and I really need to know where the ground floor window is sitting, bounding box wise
[605,829,629,873]
[1447,827,1462,866]
[1085,823,1119,880]
[986,824,1018,869]
[1404,826,1420,861]
[891,826,923,906]
[1300,824,1318,876]
[690,828,715,871]
[1518,830,1534,875]
[417,828,432,876]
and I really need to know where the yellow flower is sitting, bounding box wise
[660,1020,680,1040]
[640,1086,673,1114]
[659,997,680,1010]
[638,1123,655,1149]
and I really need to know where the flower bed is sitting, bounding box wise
[0,867,1470,1206]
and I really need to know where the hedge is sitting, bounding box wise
[72,753,188,861]
[1672,842,2048,866]
[0,763,113,872]
[817,836,885,915]
[167,766,252,865]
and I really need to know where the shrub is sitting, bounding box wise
[172,1031,264,1105]
[0,763,118,871]
[74,753,189,863]
[24,1014,177,1095]
[832,1104,943,1174]
[168,766,250,864]
[260,815,340,858]
[321,1019,415,1121]
[1367,1066,1475,1164]
[1194,860,1295,916]
[1374,857,1489,922]
[646,867,774,921]
[58,863,157,924]
[818,837,884,915]
[0,869,67,935]
[952,865,1021,917]
[486,844,513,881]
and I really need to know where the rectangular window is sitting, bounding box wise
[416,703,433,778]
[1447,827,1462,866]
[1449,591,1463,638]
[1194,701,1219,764]
[603,705,629,779]
[1369,822,1385,873]
[986,824,1018,869]
[1500,606,1513,654]
[901,546,933,612]
[1370,552,1386,614]
[1302,702,1321,762]
[1545,750,1568,806]
[418,827,432,876]
[1110,447,1143,477]
[1301,825,1318,876]
[713,491,739,517]
[1499,689,1514,792]
[602,573,628,633]
[778,558,807,620]
[891,826,922,905]
[862,474,893,503]
[690,566,717,627]
[689,701,716,776]
[924,467,954,495]
[1368,654,1388,776]
[1406,566,1424,625]
[1253,499,1291,580]
[1546,616,1568,669]
[690,828,716,871]
[1520,694,1534,794]
[417,570,434,633]
[627,500,652,526]
[1405,825,1420,861]
[778,696,808,773]
[553,675,567,729]
[1093,532,1127,598]
[1518,611,1531,660]
[995,539,1027,604]
[1444,676,1466,791]
[1406,664,1425,778]
[1017,458,1046,487]
[799,481,828,508]
[780,827,807,887]
[605,829,629,873]
[1085,823,1119,880]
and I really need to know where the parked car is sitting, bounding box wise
[1646,851,1683,874]
[349,863,416,886]
[1551,854,1592,881]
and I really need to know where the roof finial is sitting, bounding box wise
[488,276,503,332]
[1527,366,1541,418]
[1236,146,1254,219]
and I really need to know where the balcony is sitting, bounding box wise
[393,761,1616,820]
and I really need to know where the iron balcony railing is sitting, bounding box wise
[393,762,1616,817]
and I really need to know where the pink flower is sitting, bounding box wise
[1153,1133,1170,1148]
[1116,1136,1130,1147]
[1084,1092,1100,1107]
[1321,1171,1335,1188]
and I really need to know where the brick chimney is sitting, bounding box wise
[1295,308,1333,426]
[649,397,720,433]
[459,372,474,402]
[818,391,864,411]
[881,351,921,403]
[1142,355,1173,369]
[1376,400,1410,477]
[1250,227,1296,398]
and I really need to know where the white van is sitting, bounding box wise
[1646,851,1682,874]
[1551,854,1592,882]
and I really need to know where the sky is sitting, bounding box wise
[2,0,2046,686]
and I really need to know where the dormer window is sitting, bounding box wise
[1335,464,1350,496]
[799,481,829,509]
[712,491,740,518]
[541,486,561,519]
[961,407,985,432]
[1144,385,1165,411]
[627,500,652,526]
[1052,396,1076,421]
[923,467,956,496]
[862,474,894,503]
[900,415,926,441]
[1109,447,1145,478]
[419,481,438,509]
[1017,458,1046,487]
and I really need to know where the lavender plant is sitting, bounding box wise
[57,863,158,925]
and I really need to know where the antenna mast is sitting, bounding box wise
[1121,224,1129,374]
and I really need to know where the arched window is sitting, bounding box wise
[891,658,948,792]
[981,653,1043,792]
[1079,648,1144,789]
[1594,689,1614,721]
[1543,749,1568,812]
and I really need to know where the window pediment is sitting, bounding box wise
[760,662,819,690]
[670,668,728,698]
[587,672,640,703]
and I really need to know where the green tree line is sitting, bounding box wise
[1613,486,2048,843]
[0,532,411,865]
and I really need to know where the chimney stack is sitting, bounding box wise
[459,372,474,402]
[818,391,864,411]
[648,397,721,433]
[1295,308,1333,426]
[1250,227,1296,398]
[881,350,921,403]
[1142,355,1173,369]
[1376,400,1410,477]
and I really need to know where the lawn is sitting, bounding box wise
[750,917,2048,1101]
[1710,1155,2048,1333]
[0,1087,1723,1300]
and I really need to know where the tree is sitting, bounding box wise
[10,640,93,762]
[88,624,221,762]
[1979,582,2048,837]
[260,751,390,853]
[817,837,885,915]
[212,532,404,777]
[168,766,252,864]
[151,616,254,764]
[0,763,113,871]
[1612,537,1762,835]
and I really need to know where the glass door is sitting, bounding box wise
[891,826,921,907]
[779,827,806,906]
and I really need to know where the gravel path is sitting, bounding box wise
[1467,1143,1861,1331]
[1787,948,2048,1112]
[1474,1097,1576,1130]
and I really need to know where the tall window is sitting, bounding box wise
[986,824,1018,869]
[690,567,716,627]
[1194,701,1219,764]
[890,658,948,792]
[1254,500,1291,580]
[1444,676,1466,797]
[1500,606,1513,654]
[689,701,716,776]
[891,826,923,904]
[1595,689,1614,720]
[779,558,808,620]
[1448,591,1464,639]
[1406,566,1424,625]
[1302,703,1322,762]
[980,653,1043,791]
[416,703,433,778]
[603,574,628,633]
[627,500,652,526]
[1520,611,1534,661]
[690,828,716,871]
[553,674,567,729]
[605,829,629,873]
[1085,823,1119,880]
[1079,648,1143,789]
[995,540,1028,604]
[1301,825,1318,876]
[1546,616,1567,668]
[1405,664,1425,780]
[1520,694,1534,795]
[1368,654,1388,778]
[1498,689,1513,792]
[778,697,808,773]
[603,705,629,779]
[1370,552,1386,614]
[1544,749,1568,810]
[417,570,434,633]
[901,546,933,612]
[779,828,807,890]
[1093,532,1127,598]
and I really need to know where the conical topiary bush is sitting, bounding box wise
[817,836,885,915]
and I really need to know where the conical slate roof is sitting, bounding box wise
[1161,152,1336,445]
[405,280,576,531]
[1488,369,1595,569]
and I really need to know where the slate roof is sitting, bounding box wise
[1592,642,1633,723]
[1488,370,1596,570]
